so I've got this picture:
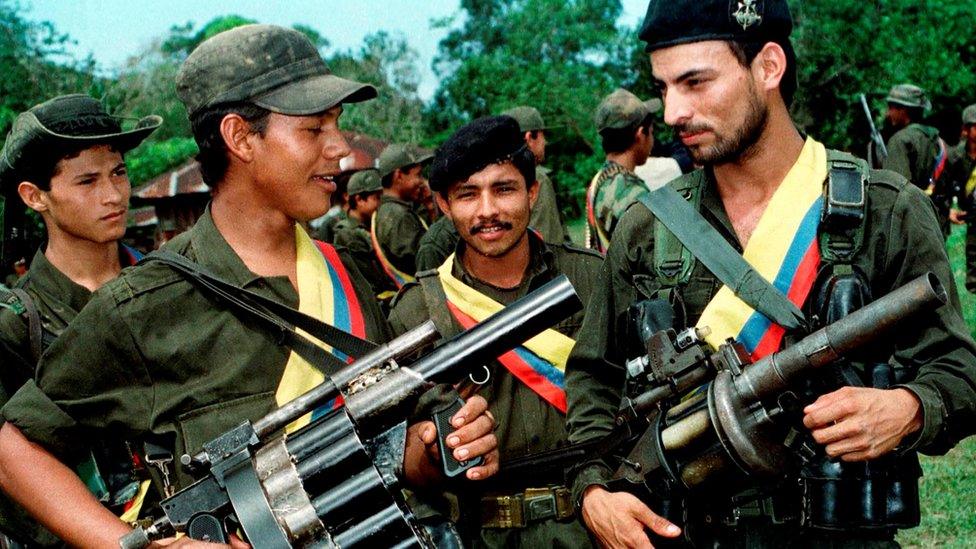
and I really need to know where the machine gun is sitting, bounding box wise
[861,93,888,168]
[120,276,581,549]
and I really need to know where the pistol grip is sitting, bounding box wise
[432,396,484,478]
[186,513,228,543]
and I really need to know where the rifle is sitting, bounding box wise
[503,274,944,518]
[120,276,581,549]
[861,93,888,168]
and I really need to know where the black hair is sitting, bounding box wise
[599,113,654,154]
[437,146,536,199]
[10,141,121,194]
[727,38,797,106]
[527,129,543,140]
[381,172,394,189]
[348,190,380,210]
[189,102,271,187]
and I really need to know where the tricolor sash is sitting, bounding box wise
[436,255,574,412]
[966,162,976,199]
[121,245,143,265]
[276,225,366,432]
[697,137,826,360]
[370,213,420,288]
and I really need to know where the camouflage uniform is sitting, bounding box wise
[944,104,976,292]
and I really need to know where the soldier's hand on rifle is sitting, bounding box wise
[581,486,681,548]
[404,395,498,485]
[950,208,968,224]
[802,386,923,461]
[149,533,250,548]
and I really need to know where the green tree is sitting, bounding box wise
[428,0,633,217]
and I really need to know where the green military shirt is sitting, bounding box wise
[884,123,942,190]
[415,215,459,272]
[374,195,427,276]
[312,206,345,242]
[530,167,569,245]
[333,213,398,299]
[565,163,976,505]
[2,210,392,490]
[946,141,976,211]
[588,160,646,250]
[388,234,602,548]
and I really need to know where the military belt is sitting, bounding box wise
[709,493,800,527]
[479,486,574,528]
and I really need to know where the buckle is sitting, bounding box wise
[524,488,558,522]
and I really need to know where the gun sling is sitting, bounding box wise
[636,188,807,331]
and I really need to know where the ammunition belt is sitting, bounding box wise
[479,486,574,528]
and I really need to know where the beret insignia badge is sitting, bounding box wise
[732,0,762,30]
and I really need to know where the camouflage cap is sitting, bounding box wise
[640,0,793,52]
[429,115,532,194]
[594,88,662,132]
[376,143,434,178]
[176,24,377,116]
[886,84,931,110]
[0,94,161,187]
[501,106,546,132]
[963,104,976,126]
[347,168,382,195]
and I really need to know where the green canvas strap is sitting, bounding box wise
[637,189,806,330]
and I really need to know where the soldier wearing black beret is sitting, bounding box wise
[565,0,976,547]
[389,116,603,548]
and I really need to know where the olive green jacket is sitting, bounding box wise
[415,216,459,273]
[333,213,398,298]
[388,234,601,548]
[945,141,976,212]
[531,167,569,245]
[2,210,392,490]
[565,163,976,504]
[374,195,427,276]
[884,123,942,190]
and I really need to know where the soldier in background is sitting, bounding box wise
[501,106,570,244]
[585,89,660,253]
[947,104,976,292]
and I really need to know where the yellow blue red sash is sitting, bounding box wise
[697,137,826,360]
[436,255,574,413]
[276,225,366,432]
[370,213,417,288]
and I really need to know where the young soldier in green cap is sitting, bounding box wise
[0,24,498,547]
[585,88,660,253]
[566,1,976,547]
[947,104,976,292]
[501,105,569,245]
[371,142,434,288]
[333,168,398,303]
[389,115,602,548]
[0,94,160,546]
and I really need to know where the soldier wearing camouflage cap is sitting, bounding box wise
[946,104,976,293]
[585,88,661,252]
[0,93,158,546]
[501,105,570,246]
[0,24,499,547]
[566,1,976,547]
[389,115,602,548]
[372,143,434,288]
[333,169,397,303]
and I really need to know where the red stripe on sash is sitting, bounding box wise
[314,240,366,339]
[750,240,821,359]
[445,301,567,413]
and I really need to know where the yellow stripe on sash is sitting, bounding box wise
[275,225,336,432]
[436,254,575,369]
[966,164,976,196]
[697,137,827,351]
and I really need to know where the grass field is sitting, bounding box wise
[566,218,976,545]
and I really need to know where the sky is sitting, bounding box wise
[26,0,650,101]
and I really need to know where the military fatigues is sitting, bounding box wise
[374,195,427,276]
[333,211,398,300]
[588,160,646,249]
[416,215,459,272]
[312,206,346,242]
[944,141,976,292]
[531,167,569,244]
[1,211,392,492]
[884,123,949,233]
[565,165,976,546]
[389,234,602,548]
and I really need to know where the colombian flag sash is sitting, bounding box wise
[697,137,826,360]
[436,255,574,413]
[370,214,418,288]
[276,225,366,432]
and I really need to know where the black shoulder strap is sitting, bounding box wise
[9,288,43,363]
[140,251,377,376]
[417,272,458,339]
[637,188,806,330]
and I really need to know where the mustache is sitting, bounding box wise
[676,122,714,135]
[470,220,513,235]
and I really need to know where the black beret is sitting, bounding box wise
[429,115,529,193]
[639,0,793,52]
